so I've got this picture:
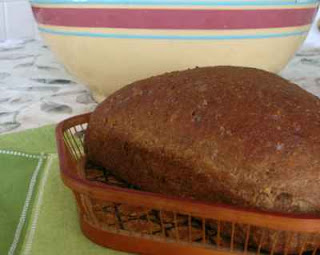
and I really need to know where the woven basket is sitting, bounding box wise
[56,113,320,255]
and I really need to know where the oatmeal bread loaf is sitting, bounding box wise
[85,66,320,215]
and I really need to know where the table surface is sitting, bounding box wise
[0,39,320,135]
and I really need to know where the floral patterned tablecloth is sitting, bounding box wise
[0,39,320,134]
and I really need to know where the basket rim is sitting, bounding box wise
[56,113,320,233]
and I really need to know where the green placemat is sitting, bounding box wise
[0,126,127,255]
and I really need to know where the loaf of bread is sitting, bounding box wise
[85,66,320,251]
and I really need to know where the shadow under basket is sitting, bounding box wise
[56,113,320,255]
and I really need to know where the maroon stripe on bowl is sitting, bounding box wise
[32,7,317,30]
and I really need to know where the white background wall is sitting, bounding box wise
[0,0,38,41]
[0,2,319,45]
[304,9,320,47]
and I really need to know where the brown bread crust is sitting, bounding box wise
[85,66,320,215]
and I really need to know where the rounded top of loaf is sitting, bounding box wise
[87,66,320,213]
[96,66,320,159]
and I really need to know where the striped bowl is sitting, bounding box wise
[31,0,319,101]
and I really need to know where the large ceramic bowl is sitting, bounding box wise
[31,0,319,101]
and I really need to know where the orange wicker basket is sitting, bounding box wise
[56,113,320,255]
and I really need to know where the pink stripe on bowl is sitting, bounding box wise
[32,7,318,30]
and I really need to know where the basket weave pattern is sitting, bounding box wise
[56,114,320,255]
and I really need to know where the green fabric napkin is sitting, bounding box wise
[0,151,46,255]
[0,126,127,255]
